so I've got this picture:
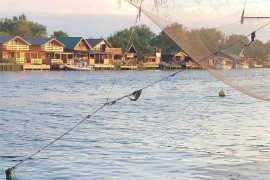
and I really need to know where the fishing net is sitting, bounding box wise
[125,0,270,101]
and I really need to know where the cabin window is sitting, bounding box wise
[49,42,54,46]
[55,54,60,59]
[101,44,106,52]
[12,40,18,45]
[9,52,15,58]
[68,54,73,59]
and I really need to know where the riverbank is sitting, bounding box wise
[0,63,203,71]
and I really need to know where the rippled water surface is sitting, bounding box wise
[0,70,269,180]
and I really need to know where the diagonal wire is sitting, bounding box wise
[106,2,142,103]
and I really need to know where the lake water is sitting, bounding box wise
[0,70,269,180]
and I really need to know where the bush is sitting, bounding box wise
[0,58,16,64]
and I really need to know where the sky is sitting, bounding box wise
[0,0,269,40]
[0,0,161,38]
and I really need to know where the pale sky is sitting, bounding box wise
[0,0,137,15]
[0,0,160,38]
[0,0,269,40]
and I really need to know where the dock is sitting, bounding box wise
[121,65,138,70]
[94,64,115,70]
[0,63,23,71]
[23,64,50,71]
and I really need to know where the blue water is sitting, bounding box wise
[0,70,269,180]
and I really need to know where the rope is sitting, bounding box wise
[106,1,142,103]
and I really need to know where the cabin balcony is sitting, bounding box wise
[31,58,42,65]
[51,59,63,64]
[67,59,74,65]
[16,58,25,64]
[106,48,122,55]
[89,58,95,65]
[4,45,29,51]
[104,59,112,65]
[43,46,63,52]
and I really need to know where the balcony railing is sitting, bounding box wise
[16,58,25,64]
[51,59,63,64]
[67,59,74,65]
[106,48,122,55]
[31,58,42,65]
[4,45,29,51]
[43,46,63,52]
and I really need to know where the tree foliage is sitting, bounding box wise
[108,24,156,60]
[52,30,69,37]
[151,31,182,52]
[0,14,47,38]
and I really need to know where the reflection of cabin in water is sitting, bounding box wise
[0,36,31,64]
[25,37,66,65]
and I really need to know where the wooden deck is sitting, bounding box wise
[121,65,138,70]
[94,64,115,70]
[23,64,50,71]
[0,63,23,71]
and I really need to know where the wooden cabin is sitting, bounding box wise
[161,51,187,64]
[0,36,30,64]
[25,38,65,65]
[119,44,139,70]
[161,51,200,69]
[143,49,161,69]
[86,39,122,69]
[126,44,138,62]
[57,37,91,65]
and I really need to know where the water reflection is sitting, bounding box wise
[0,71,269,179]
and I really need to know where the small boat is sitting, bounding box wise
[215,58,232,69]
[235,59,249,69]
[215,63,232,69]
[214,57,232,69]
[235,63,249,69]
[63,64,94,71]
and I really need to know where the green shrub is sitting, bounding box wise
[0,58,16,64]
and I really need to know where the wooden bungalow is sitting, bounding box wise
[142,49,161,69]
[0,36,31,64]
[121,44,139,70]
[86,38,122,70]
[57,37,91,65]
[25,37,66,65]
[126,44,138,62]
[161,51,200,69]
[161,51,187,64]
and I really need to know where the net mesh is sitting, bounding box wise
[125,0,270,101]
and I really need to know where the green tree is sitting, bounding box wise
[225,34,268,59]
[0,31,9,36]
[52,30,69,37]
[30,22,47,38]
[151,31,182,52]
[0,14,47,38]
[198,28,226,52]
[246,40,269,59]
[108,24,156,60]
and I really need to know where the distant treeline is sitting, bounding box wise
[0,14,68,38]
